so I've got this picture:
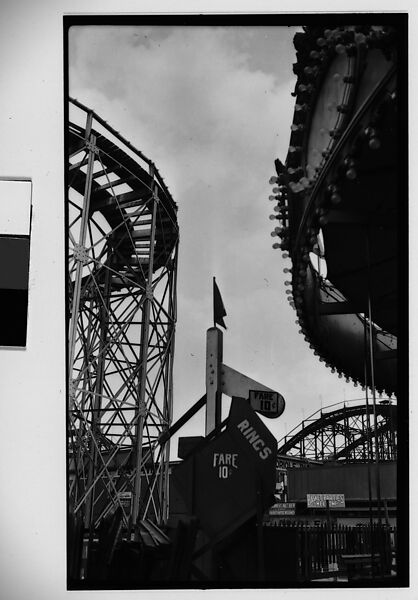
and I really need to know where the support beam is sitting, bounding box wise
[205,327,223,436]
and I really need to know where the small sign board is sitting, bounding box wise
[271,509,295,516]
[307,493,345,508]
[269,502,296,516]
[274,502,295,509]
[270,509,296,516]
[249,390,283,418]
[118,491,132,513]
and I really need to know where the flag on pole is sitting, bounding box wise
[213,277,227,329]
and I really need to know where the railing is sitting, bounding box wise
[263,522,395,581]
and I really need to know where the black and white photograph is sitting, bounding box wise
[65,14,407,589]
[0,3,412,598]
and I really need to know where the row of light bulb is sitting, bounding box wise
[315,26,388,55]
[266,26,390,391]
[268,168,391,394]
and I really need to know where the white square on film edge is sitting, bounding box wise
[0,179,31,236]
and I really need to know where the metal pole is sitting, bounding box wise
[132,185,158,530]
[256,481,265,582]
[83,262,112,577]
[68,112,96,579]
[160,248,178,524]
[68,114,96,391]
[84,262,112,532]
[363,298,375,580]
[365,230,383,530]
[205,327,223,436]
[326,499,331,526]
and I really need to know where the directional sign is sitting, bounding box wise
[307,493,345,508]
[249,389,283,418]
[221,364,285,418]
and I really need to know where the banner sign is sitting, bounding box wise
[228,396,277,496]
[172,398,277,540]
[306,493,345,508]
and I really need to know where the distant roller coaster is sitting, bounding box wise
[278,399,397,463]
[67,98,179,541]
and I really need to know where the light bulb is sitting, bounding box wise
[369,137,381,150]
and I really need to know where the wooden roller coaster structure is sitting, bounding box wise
[67,98,179,545]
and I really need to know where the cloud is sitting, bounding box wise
[70,25,295,184]
[69,25,361,453]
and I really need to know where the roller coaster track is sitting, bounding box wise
[277,400,397,463]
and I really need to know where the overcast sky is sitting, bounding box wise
[69,24,368,456]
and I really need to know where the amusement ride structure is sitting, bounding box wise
[67,98,179,549]
[277,398,397,464]
[267,25,403,537]
[269,25,401,398]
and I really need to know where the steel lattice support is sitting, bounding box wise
[278,402,397,463]
[67,99,179,534]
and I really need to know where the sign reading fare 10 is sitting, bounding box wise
[249,390,282,419]
[213,452,238,479]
